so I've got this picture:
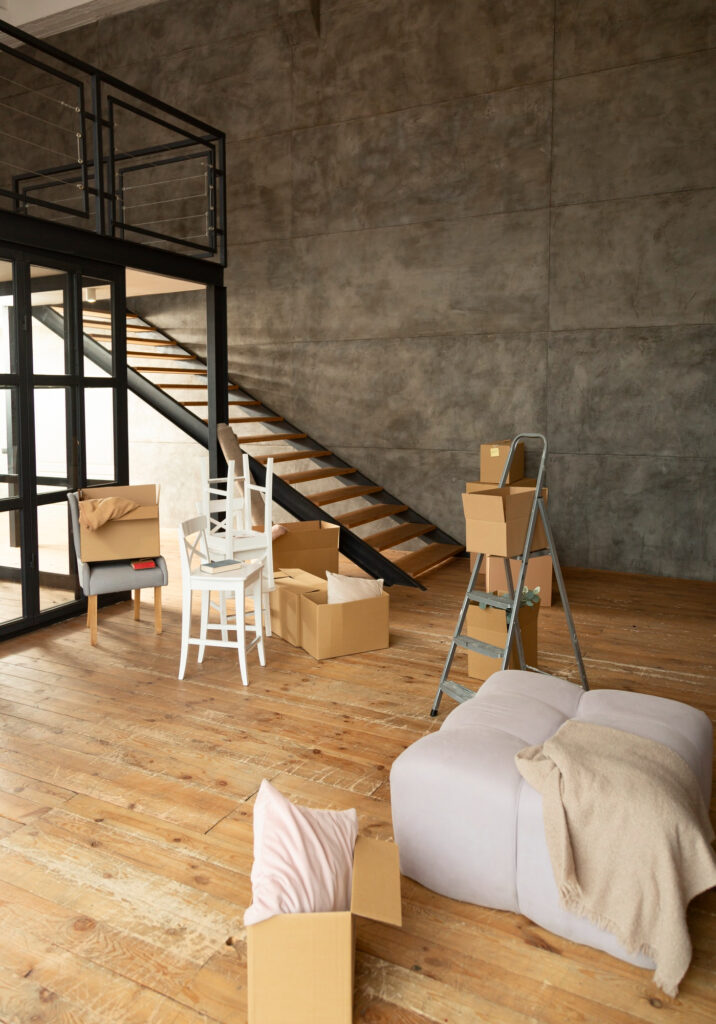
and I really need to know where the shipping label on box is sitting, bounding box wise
[272,521,340,579]
[486,554,553,607]
[247,837,402,1024]
[479,440,525,484]
[464,599,539,680]
[300,590,390,661]
[78,484,160,562]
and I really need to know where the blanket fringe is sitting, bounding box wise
[559,883,678,997]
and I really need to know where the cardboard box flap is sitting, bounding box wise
[351,836,402,927]
[108,504,158,522]
[80,483,157,505]
[274,521,340,550]
[275,568,327,593]
[462,486,534,522]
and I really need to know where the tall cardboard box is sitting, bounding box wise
[480,440,525,484]
[268,569,325,646]
[300,588,390,660]
[247,836,402,1024]
[273,521,340,578]
[464,599,539,680]
[78,484,160,562]
[485,554,554,607]
[462,485,547,557]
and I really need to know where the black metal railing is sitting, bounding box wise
[0,18,226,263]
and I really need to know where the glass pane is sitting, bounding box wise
[31,265,70,374]
[0,509,23,624]
[34,387,69,491]
[0,386,20,501]
[37,501,76,611]
[82,276,114,378]
[84,388,115,482]
[0,258,16,374]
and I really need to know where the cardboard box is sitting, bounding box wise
[78,484,159,562]
[300,587,390,660]
[462,485,547,557]
[464,598,539,680]
[268,569,325,646]
[247,836,402,1024]
[480,440,525,484]
[485,553,554,607]
[272,521,340,579]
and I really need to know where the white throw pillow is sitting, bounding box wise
[326,571,384,605]
[243,779,358,927]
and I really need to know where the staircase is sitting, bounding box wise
[39,304,464,588]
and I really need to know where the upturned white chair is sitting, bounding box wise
[178,515,265,686]
[200,453,275,637]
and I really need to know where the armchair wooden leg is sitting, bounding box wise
[87,595,98,646]
[133,589,141,621]
[154,587,162,635]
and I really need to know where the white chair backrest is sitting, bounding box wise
[179,515,210,575]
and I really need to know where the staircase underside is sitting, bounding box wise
[42,304,464,588]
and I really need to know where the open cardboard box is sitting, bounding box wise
[480,440,525,484]
[78,484,160,562]
[463,483,547,557]
[270,569,390,660]
[272,521,340,579]
[247,836,402,1024]
[464,597,539,679]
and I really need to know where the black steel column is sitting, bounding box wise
[206,284,228,478]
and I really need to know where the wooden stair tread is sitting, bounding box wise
[127,351,194,359]
[133,366,207,375]
[280,466,355,484]
[311,484,382,506]
[235,432,307,444]
[157,383,238,390]
[335,503,408,528]
[393,543,464,577]
[227,415,283,425]
[255,449,331,464]
[367,522,436,550]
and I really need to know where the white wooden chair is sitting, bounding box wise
[200,453,275,636]
[178,515,265,686]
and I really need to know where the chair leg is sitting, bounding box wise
[236,585,249,687]
[133,589,141,621]
[154,587,162,635]
[87,595,98,646]
[219,591,228,642]
[178,589,191,680]
[198,590,210,663]
[254,580,266,668]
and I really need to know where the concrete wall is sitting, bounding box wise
[42,0,715,579]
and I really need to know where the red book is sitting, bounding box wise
[131,558,156,570]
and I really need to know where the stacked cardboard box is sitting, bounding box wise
[464,597,539,680]
[269,568,389,660]
[272,521,340,579]
[78,484,160,562]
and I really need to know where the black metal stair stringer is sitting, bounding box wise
[34,306,427,588]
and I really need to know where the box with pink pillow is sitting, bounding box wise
[229,779,402,1024]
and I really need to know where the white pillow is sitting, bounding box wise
[244,780,358,927]
[326,571,384,605]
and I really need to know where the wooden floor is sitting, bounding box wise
[0,541,714,1024]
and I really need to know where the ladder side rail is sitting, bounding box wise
[430,552,484,716]
[500,555,526,670]
[537,496,589,691]
[501,436,548,671]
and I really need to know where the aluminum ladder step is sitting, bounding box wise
[453,634,504,659]
[467,590,514,610]
[440,679,476,705]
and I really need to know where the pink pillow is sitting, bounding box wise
[271,523,287,541]
[244,779,358,926]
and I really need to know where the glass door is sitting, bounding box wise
[0,247,127,637]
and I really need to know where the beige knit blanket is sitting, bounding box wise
[516,720,716,996]
[79,497,138,531]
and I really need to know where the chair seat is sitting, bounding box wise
[188,561,263,590]
[85,555,168,596]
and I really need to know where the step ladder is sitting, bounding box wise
[430,433,588,716]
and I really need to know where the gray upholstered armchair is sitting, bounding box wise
[68,491,168,645]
